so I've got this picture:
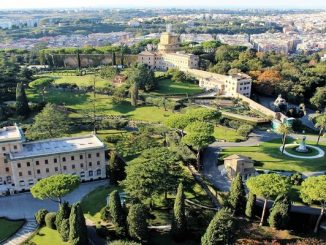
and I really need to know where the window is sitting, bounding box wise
[14,145,17,150]
[6,176,11,182]
[36,161,39,165]
[19,180,25,186]
[89,162,92,167]
[96,153,100,157]
[2,146,5,151]
[4,159,8,163]
[80,163,84,168]
[72,164,75,169]
[28,171,32,175]
[63,166,67,171]
[26,162,30,167]
[80,155,83,160]
[55,167,59,172]
[62,157,66,162]
[71,156,75,161]
[19,172,23,177]
[5,167,9,172]
[54,158,57,163]
[89,170,93,177]
[17,163,21,168]
[46,168,49,173]
[88,154,91,158]
[96,169,101,176]
[37,169,41,174]
[45,160,48,164]
[97,161,100,166]
[80,172,85,177]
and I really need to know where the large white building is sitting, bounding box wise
[0,125,107,195]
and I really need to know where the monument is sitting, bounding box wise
[296,136,309,153]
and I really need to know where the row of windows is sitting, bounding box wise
[1,145,18,151]
[17,161,102,176]
[16,153,101,168]
[0,176,11,183]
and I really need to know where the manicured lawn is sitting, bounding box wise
[26,89,173,122]
[29,227,68,245]
[152,79,203,95]
[213,125,245,142]
[81,185,122,222]
[37,74,112,88]
[0,218,25,242]
[220,139,326,172]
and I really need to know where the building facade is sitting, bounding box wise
[0,125,107,195]
[223,154,256,180]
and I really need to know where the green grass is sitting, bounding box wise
[81,185,122,222]
[152,79,203,95]
[38,74,112,88]
[214,125,245,142]
[26,89,173,122]
[0,218,25,242]
[220,139,326,172]
[29,227,68,245]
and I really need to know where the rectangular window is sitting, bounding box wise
[72,164,75,169]
[26,162,30,167]
[28,171,32,176]
[37,169,41,174]
[55,167,58,172]
[54,158,57,163]
[14,145,17,150]
[17,163,21,168]
[80,163,84,168]
[45,160,48,164]
[89,162,92,167]
[71,156,75,161]
[96,153,100,157]
[19,172,22,177]
[63,166,67,171]
[62,157,66,162]
[80,155,83,160]
[46,168,49,173]
[97,161,100,166]
[5,167,9,172]
[88,154,91,158]
[2,146,5,151]
[36,161,39,165]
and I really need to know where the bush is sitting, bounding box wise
[35,209,49,226]
[228,120,242,129]
[45,212,57,229]
[59,218,70,242]
[105,135,121,144]
[100,206,111,222]
[290,172,303,186]
[100,118,128,130]
[237,124,254,137]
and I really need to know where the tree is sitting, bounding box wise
[172,70,187,83]
[69,203,88,245]
[60,218,70,242]
[171,183,186,240]
[300,175,326,233]
[276,123,291,154]
[129,82,138,107]
[56,202,71,229]
[109,190,126,234]
[127,204,148,242]
[201,208,234,245]
[112,52,116,66]
[16,82,29,117]
[31,174,80,204]
[122,147,181,204]
[314,113,326,145]
[29,77,54,102]
[108,151,126,185]
[245,192,256,219]
[165,114,191,136]
[182,121,214,169]
[268,194,291,229]
[310,87,326,111]
[246,174,290,226]
[28,103,70,140]
[228,174,246,216]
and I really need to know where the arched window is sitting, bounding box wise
[89,170,93,177]
[96,169,101,176]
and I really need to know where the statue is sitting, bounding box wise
[273,94,287,113]
[296,136,308,153]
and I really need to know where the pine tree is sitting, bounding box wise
[268,194,291,229]
[245,192,256,219]
[108,151,126,185]
[60,218,70,242]
[130,82,138,107]
[16,82,29,117]
[201,208,234,245]
[109,190,126,234]
[228,174,247,216]
[127,204,148,242]
[171,183,186,241]
[69,203,88,245]
[56,202,71,229]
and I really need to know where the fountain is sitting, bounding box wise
[295,136,309,153]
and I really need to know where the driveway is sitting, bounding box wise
[0,180,107,219]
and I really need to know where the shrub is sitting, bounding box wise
[59,218,70,242]
[105,135,121,144]
[290,172,303,186]
[237,124,254,137]
[35,209,49,226]
[45,212,57,229]
[100,206,111,222]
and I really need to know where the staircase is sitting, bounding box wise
[2,219,38,245]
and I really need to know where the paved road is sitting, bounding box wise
[0,180,107,219]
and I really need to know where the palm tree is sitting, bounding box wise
[277,123,291,154]
[315,113,326,145]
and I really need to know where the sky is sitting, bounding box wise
[1,0,326,9]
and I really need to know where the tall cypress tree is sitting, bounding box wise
[69,203,88,245]
[16,82,29,117]
[245,192,256,219]
[171,183,186,241]
[112,52,116,66]
[60,218,70,242]
[130,82,138,107]
[127,204,148,242]
[56,201,71,229]
[268,194,291,229]
[201,208,234,245]
[228,174,247,216]
[109,190,126,234]
[108,151,126,185]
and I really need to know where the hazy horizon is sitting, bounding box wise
[0,0,325,10]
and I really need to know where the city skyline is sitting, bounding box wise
[1,0,326,9]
